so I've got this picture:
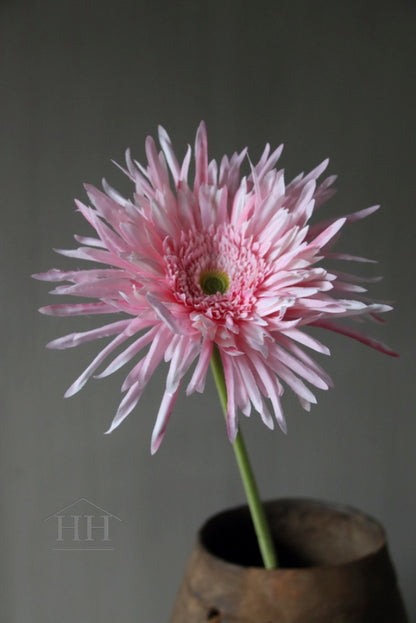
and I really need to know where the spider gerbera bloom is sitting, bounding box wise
[34,122,395,454]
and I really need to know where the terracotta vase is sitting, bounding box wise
[171,498,408,623]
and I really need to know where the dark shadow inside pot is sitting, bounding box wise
[200,498,386,568]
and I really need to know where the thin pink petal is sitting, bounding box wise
[158,125,181,184]
[151,388,180,454]
[105,381,145,433]
[39,302,117,317]
[145,135,169,190]
[324,252,377,263]
[186,339,213,394]
[165,338,200,394]
[221,353,238,442]
[121,326,170,391]
[309,218,346,250]
[146,293,183,334]
[281,328,330,355]
[47,319,131,350]
[65,332,131,397]
[270,344,330,390]
[194,121,208,192]
[313,320,399,357]
[247,353,286,431]
[96,326,159,378]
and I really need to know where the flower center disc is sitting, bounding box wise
[200,270,230,295]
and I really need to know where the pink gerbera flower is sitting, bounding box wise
[34,122,395,453]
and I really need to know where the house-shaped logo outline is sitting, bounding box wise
[44,497,122,522]
[44,498,122,550]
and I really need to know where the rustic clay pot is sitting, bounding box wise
[171,498,408,623]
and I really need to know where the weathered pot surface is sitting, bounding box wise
[171,498,408,623]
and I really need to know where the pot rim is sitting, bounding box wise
[198,496,387,572]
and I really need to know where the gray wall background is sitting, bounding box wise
[1,1,415,621]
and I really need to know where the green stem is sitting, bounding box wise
[210,346,278,569]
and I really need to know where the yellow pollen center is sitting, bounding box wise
[200,270,230,295]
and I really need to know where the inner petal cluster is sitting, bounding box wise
[163,224,267,321]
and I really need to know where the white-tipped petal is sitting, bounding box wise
[151,388,180,454]
[105,381,145,434]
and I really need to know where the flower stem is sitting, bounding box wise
[210,347,278,569]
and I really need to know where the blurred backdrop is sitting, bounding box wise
[1,1,415,621]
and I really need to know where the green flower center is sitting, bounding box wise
[199,270,230,295]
